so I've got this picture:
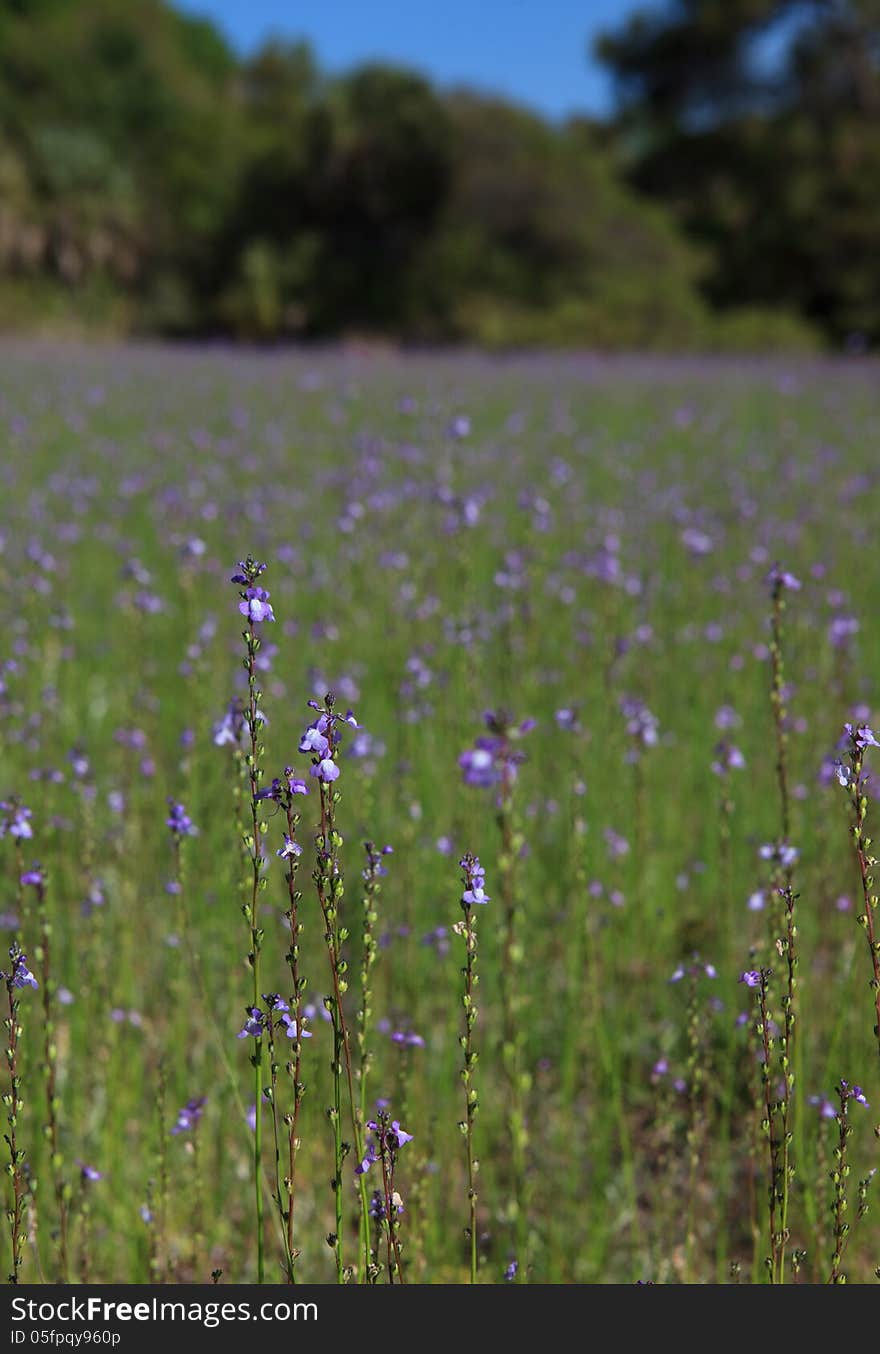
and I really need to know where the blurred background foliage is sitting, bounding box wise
[0,0,877,348]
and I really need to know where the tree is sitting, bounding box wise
[597,1,880,342]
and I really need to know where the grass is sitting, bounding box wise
[1,341,878,1284]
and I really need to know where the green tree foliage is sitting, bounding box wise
[0,0,243,329]
[0,0,825,346]
[597,0,880,342]
[423,95,707,347]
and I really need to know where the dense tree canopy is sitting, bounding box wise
[2,0,873,346]
[597,0,880,343]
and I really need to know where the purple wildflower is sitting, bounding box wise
[844,722,880,753]
[239,588,275,624]
[356,1143,378,1177]
[460,854,490,908]
[389,1120,413,1148]
[459,711,532,789]
[231,559,267,585]
[711,742,746,776]
[767,564,801,592]
[808,1095,837,1120]
[237,1007,266,1039]
[0,801,33,841]
[840,1080,869,1108]
[458,746,496,788]
[166,799,197,838]
[299,725,330,757]
[278,1013,311,1040]
[213,701,246,748]
[171,1097,206,1136]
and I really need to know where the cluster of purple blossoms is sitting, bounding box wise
[355,1117,414,1176]
[171,1096,206,1136]
[711,741,746,777]
[459,711,534,788]
[0,800,32,840]
[298,699,359,784]
[213,700,246,748]
[844,722,879,754]
[767,564,801,593]
[835,722,880,789]
[680,526,713,557]
[69,747,90,780]
[165,799,197,838]
[237,996,311,1041]
[839,1080,869,1108]
[362,842,393,882]
[808,1094,837,1120]
[20,863,44,889]
[256,769,310,803]
[460,855,490,908]
[2,945,38,991]
[368,1189,404,1220]
[829,615,859,649]
[231,559,275,625]
[604,827,630,861]
[390,1029,425,1049]
[670,958,717,984]
[759,840,799,870]
[652,1057,688,1094]
[621,697,659,751]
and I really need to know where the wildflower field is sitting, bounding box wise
[2,341,879,1285]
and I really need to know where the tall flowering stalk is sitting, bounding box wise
[620,696,659,876]
[358,843,390,1134]
[274,770,310,1278]
[25,863,68,1280]
[711,736,745,946]
[170,1095,207,1266]
[153,1063,169,1280]
[764,564,801,1282]
[455,853,487,1283]
[354,1112,412,1284]
[670,957,715,1280]
[776,880,799,1279]
[827,1080,872,1283]
[165,798,197,1015]
[2,944,38,1283]
[836,722,880,1064]
[740,966,788,1282]
[300,694,370,1281]
[459,710,533,1271]
[767,565,799,848]
[232,556,276,1284]
[710,731,746,1231]
[252,992,308,1282]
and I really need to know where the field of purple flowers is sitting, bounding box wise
[1,341,879,1284]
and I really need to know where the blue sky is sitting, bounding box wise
[173,1,632,119]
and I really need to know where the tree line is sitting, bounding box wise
[0,0,876,348]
